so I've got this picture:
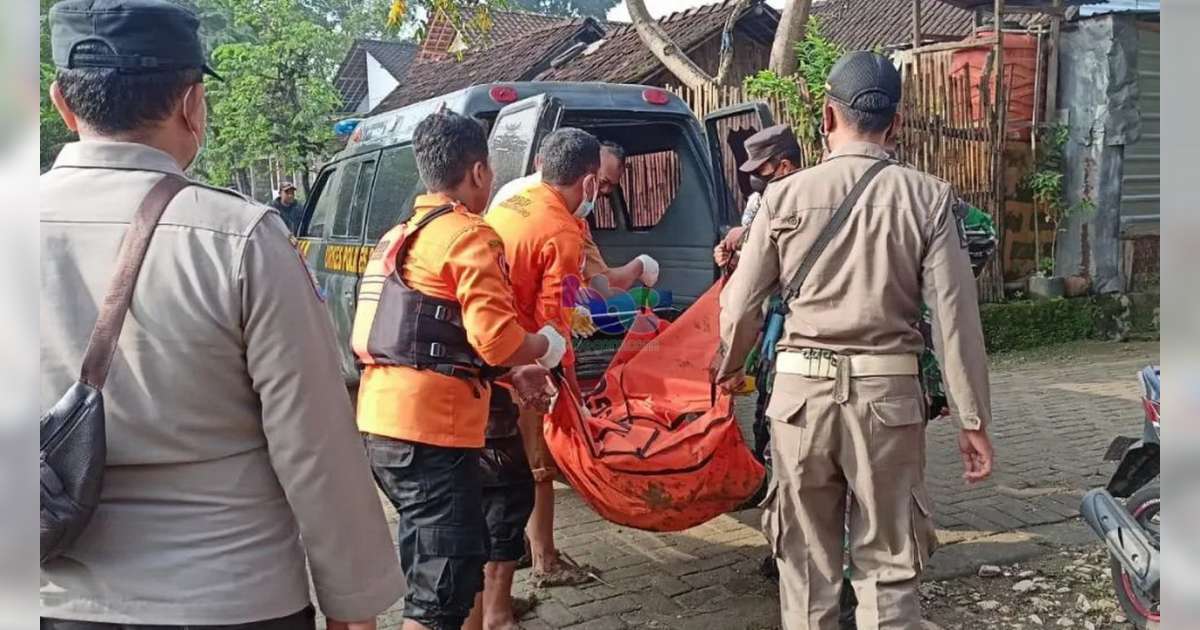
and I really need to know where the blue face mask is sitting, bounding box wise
[574,176,599,218]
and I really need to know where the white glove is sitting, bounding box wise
[536,324,566,368]
[636,254,660,287]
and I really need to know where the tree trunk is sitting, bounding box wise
[715,0,754,85]
[624,0,717,89]
[769,0,813,77]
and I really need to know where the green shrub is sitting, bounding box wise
[980,299,1098,353]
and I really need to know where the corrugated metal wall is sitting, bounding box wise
[1120,23,1160,227]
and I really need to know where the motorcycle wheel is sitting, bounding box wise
[1109,483,1160,629]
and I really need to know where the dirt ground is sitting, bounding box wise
[923,542,1142,629]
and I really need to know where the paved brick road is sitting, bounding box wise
[360,341,1158,630]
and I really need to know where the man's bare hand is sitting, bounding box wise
[327,619,376,630]
[713,242,732,268]
[958,428,994,484]
[510,364,556,413]
[713,227,746,269]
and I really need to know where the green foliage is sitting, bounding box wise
[743,17,842,157]
[188,0,346,187]
[1024,123,1096,276]
[980,299,1098,353]
[40,0,76,172]
[39,0,496,177]
[980,294,1159,353]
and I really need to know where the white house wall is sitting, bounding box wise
[366,52,400,113]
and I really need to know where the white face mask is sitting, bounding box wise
[182,85,206,171]
[574,175,599,218]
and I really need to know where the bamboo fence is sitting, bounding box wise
[666,52,1009,301]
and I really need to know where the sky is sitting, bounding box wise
[607,0,786,23]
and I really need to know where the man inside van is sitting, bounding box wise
[355,111,568,630]
[486,128,604,588]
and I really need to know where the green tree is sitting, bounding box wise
[743,15,842,160]
[196,0,348,192]
[40,0,75,172]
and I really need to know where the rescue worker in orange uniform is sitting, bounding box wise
[491,142,659,309]
[354,111,566,630]
[485,128,604,587]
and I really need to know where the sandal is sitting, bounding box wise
[530,552,597,588]
[512,593,539,619]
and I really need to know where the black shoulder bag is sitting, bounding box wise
[40,174,190,564]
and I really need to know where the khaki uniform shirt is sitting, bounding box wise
[717,141,990,430]
[40,142,403,624]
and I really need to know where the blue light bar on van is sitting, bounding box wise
[334,118,363,137]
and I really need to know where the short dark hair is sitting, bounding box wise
[831,99,896,135]
[55,46,203,135]
[600,140,626,164]
[540,128,601,186]
[775,149,803,167]
[412,111,490,192]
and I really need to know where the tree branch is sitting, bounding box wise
[625,0,715,89]
[769,0,813,76]
[715,0,754,85]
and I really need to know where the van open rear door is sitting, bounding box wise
[702,103,776,228]
[488,93,564,194]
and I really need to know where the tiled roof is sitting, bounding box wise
[535,0,778,84]
[811,0,974,51]
[458,9,575,48]
[333,39,419,111]
[811,0,1052,53]
[370,19,602,114]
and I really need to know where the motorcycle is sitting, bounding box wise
[1080,365,1160,629]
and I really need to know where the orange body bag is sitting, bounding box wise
[544,283,765,531]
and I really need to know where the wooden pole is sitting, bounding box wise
[990,0,1007,299]
[1043,0,1063,123]
[912,0,923,49]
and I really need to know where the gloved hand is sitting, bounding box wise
[569,305,598,338]
[536,324,566,368]
[636,254,660,287]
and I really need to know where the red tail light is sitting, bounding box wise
[642,88,670,105]
[489,86,518,104]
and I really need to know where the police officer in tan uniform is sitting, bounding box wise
[41,1,402,627]
[716,51,996,630]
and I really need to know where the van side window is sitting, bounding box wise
[302,167,340,238]
[332,159,377,239]
[366,145,422,241]
[625,151,680,229]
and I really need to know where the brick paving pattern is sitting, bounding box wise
[353,341,1157,629]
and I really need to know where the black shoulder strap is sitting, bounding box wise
[777,159,892,309]
[395,204,456,266]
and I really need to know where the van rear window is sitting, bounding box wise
[592,149,682,231]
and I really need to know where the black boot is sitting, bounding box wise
[838,577,857,629]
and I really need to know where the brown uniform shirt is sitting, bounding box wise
[717,141,990,430]
[41,141,403,623]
